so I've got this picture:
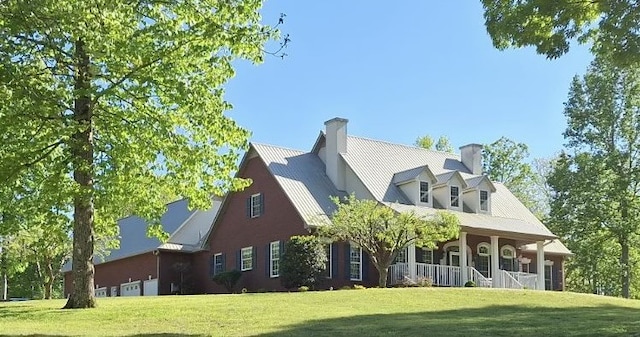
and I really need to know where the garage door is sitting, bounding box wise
[120,281,141,296]
[143,279,158,296]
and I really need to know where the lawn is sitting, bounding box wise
[1,288,639,336]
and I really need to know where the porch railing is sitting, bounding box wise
[416,263,462,287]
[497,270,524,289]
[506,271,538,289]
[468,267,492,287]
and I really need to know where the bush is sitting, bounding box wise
[353,284,366,290]
[464,280,476,287]
[417,277,433,287]
[280,235,327,290]
[211,270,241,293]
[339,286,352,290]
[298,286,309,292]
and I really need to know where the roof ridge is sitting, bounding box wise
[251,142,306,154]
[346,135,462,158]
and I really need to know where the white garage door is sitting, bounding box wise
[120,281,141,296]
[143,279,158,296]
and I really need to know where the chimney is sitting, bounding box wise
[459,144,483,175]
[324,117,348,191]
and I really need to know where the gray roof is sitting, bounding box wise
[253,143,344,226]
[392,165,434,185]
[521,240,572,255]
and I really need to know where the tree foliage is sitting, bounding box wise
[279,236,327,290]
[322,195,459,287]
[415,135,454,153]
[481,0,640,65]
[0,0,280,308]
[548,55,640,298]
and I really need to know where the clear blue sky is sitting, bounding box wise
[225,1,593,160]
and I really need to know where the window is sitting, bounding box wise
[477,243,491,278]
[349,246,362,281]
[450,186,460,207]
[417,248,433,264]
[270,241,280,278]
[250,193,262,218]
[393,247,408,264]
[241,247,253,271]
[501,246,516,271]
[419,181,429,203]
[323,244,332,278]
[213,253,224,275]
[480,190,489,211]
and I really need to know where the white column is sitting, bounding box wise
[408,244,416,281]
[460,232,468,285]
[490,235,500,288]
[536,241,545,290]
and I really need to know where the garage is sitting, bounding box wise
[120,281,141,296]
[143,279,158,296]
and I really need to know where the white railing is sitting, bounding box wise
[506,271,538,290]
[389,263,410,285]
[497,270,524,289]
[415,263,463,286]
[469,267,492,287]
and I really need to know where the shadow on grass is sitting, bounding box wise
[252,304,640,337]
[0,335,206,337]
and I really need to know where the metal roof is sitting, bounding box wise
[521,240,573,255]
[252,143,345,226]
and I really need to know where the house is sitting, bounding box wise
[200,117,571,293]
[62,197,222,297]
[64,117,571,296]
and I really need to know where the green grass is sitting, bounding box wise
[1,288,640,336]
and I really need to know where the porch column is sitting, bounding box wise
[460,232,468,285]
[536,241,545,290]
[408,244,416,281]
[490,235,499,287]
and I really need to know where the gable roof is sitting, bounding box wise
[434,171,469,189]
[252,143,345,226]
[392,165,437,185]
[464,175,497,192]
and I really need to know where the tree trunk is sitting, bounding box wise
[0,240,7,301]
[63,39,96,309]
[44,260,54,300]
[621,239,630,299]
[376,264,389,288]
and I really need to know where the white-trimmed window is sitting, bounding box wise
[480,190,489,212]
[501,245,516,271]
[394,247,408,264]
[477,243,491,277]
[418,248,434,264]
[419,181,429,203]
[270,241,280,278]
[450,186,460,207]
[241,247,253,271]
[323,243,332,278]
[213,253,224,275]
[250,193,262,218]
[349,246,362,281]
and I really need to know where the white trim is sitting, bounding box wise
[501,245,516,259]
[544,259,554,266]
[418,180,431,205]
[269,241,280,278]
[250,193,261,218]
[349,246,362,281]
[241,246,253,271]
[477,242,491,256]
[479,189,489,212]
[450,185,461,209]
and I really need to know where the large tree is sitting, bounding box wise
[481,0,640,65]
[0,0,280,308]
[415,135,454,153]
[322,195,459,287]
[548,55,640,298]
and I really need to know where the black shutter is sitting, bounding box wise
[260,193,265,215]
[265,244,271,277]
[362,251,369,282]
[246,197,251,218]
[236,250,241,270]
[552,266,560,290]
[279,240,285,257]
[209,255,215,278]
[252,246,257,271]
[331,244,338,279]
[221,253,226,273]
[344,243,351,280]
[530,261,537,274]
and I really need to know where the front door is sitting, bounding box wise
[449,251,460,267]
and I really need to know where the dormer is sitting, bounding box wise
[463,175,497,214]
[432,171,468,211]
[392,165,437,207]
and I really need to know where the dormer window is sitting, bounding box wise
[480,190,489,211]
[419,181,429,203]
[450,186,460,207]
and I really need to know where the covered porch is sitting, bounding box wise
[388,230,551,290]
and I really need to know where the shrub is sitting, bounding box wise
[211,270,242,293]
[353,284,366,290]
[280,235,327,290]
[298,286,309,292]
[464,280,476,287]
[340,286,352,290]
[417,277,433,287]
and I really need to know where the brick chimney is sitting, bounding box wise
[459,144,483,175]
[324,118,348,191]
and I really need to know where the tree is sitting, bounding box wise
[548,56,640,298]
[0,1,282,308]
[279,236,327,290]
[481,0,640,66]
[415,135,454,153]
[322,195,459,287]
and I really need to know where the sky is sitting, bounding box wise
[224,1,594,160]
